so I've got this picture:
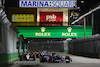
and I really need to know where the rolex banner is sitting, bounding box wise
[17,26,92,38]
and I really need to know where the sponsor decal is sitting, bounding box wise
[20,0,76,8]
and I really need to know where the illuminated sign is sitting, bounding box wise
[40,12,63,22]
[12,14,34,22]
[35,27,51,36]
[40,12,63,26]
[19,0,76,8]
[17,26,92,38]
[46,14,56,22]
[62,27,77,36]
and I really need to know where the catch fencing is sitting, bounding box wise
[29,41,64,52]
[68,34,100,58]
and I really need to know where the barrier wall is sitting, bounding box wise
[29,41,64,52]
[68,34,100,58]
[0,24,28,66]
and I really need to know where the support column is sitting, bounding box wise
[92,13,94,35]
[84,17,86,37]
[19,35,24,56]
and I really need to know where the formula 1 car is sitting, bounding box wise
[39,52,72,63]
[19,53,36,61]
[65,56,72,63]
[19,51,40,61]
[33,51,40,58]
[40,53,53,63]
[52,53,72,63]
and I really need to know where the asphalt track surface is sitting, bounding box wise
[2,52,100,67]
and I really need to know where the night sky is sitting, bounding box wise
[78,0,100,14]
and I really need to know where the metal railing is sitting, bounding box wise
[71,5,100,24]
[71,4,100,36]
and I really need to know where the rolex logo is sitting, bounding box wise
[67,27,72,32]
[41,27,46,32]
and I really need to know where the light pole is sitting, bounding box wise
[84,17,86,37]
[91,13,94,35]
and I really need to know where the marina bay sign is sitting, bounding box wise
[19,0,76,8]
[17,26,92,38]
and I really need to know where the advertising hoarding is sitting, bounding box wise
[19,0,76,8]
[40,12,63,22]
[17,26,92,38]
[12,14,34,22]
[8,8,37,26]
[40,12,63,26]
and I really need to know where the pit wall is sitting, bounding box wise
[0,24,28,66]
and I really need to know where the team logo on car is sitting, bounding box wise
[67,27,72,32]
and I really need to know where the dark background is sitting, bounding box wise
[0,24,2,42]
[77,0,100,14]
[4,0,100,15]
[4,0,100,34]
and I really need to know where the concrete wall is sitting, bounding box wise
[0,23,27,66]
[0,25,18,54]
[0,24,28,53]
[63,40,68,53]
[0,25,18,65]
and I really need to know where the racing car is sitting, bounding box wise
[19,51,40,61]
[40,53,53,63]
[19,52,35,61]
[39,52,72,63]
[52,53,72,63]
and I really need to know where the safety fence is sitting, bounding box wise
[68,34,100,58]
[29,41,64,52]
[71,4,100,35]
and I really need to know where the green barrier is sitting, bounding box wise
[0,51,28,66]
[64,50,68,53]
[0,53,18,66]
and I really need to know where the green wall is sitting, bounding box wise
[0,51,28,66]
[0,53,18,66]
[64,50,68,53]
